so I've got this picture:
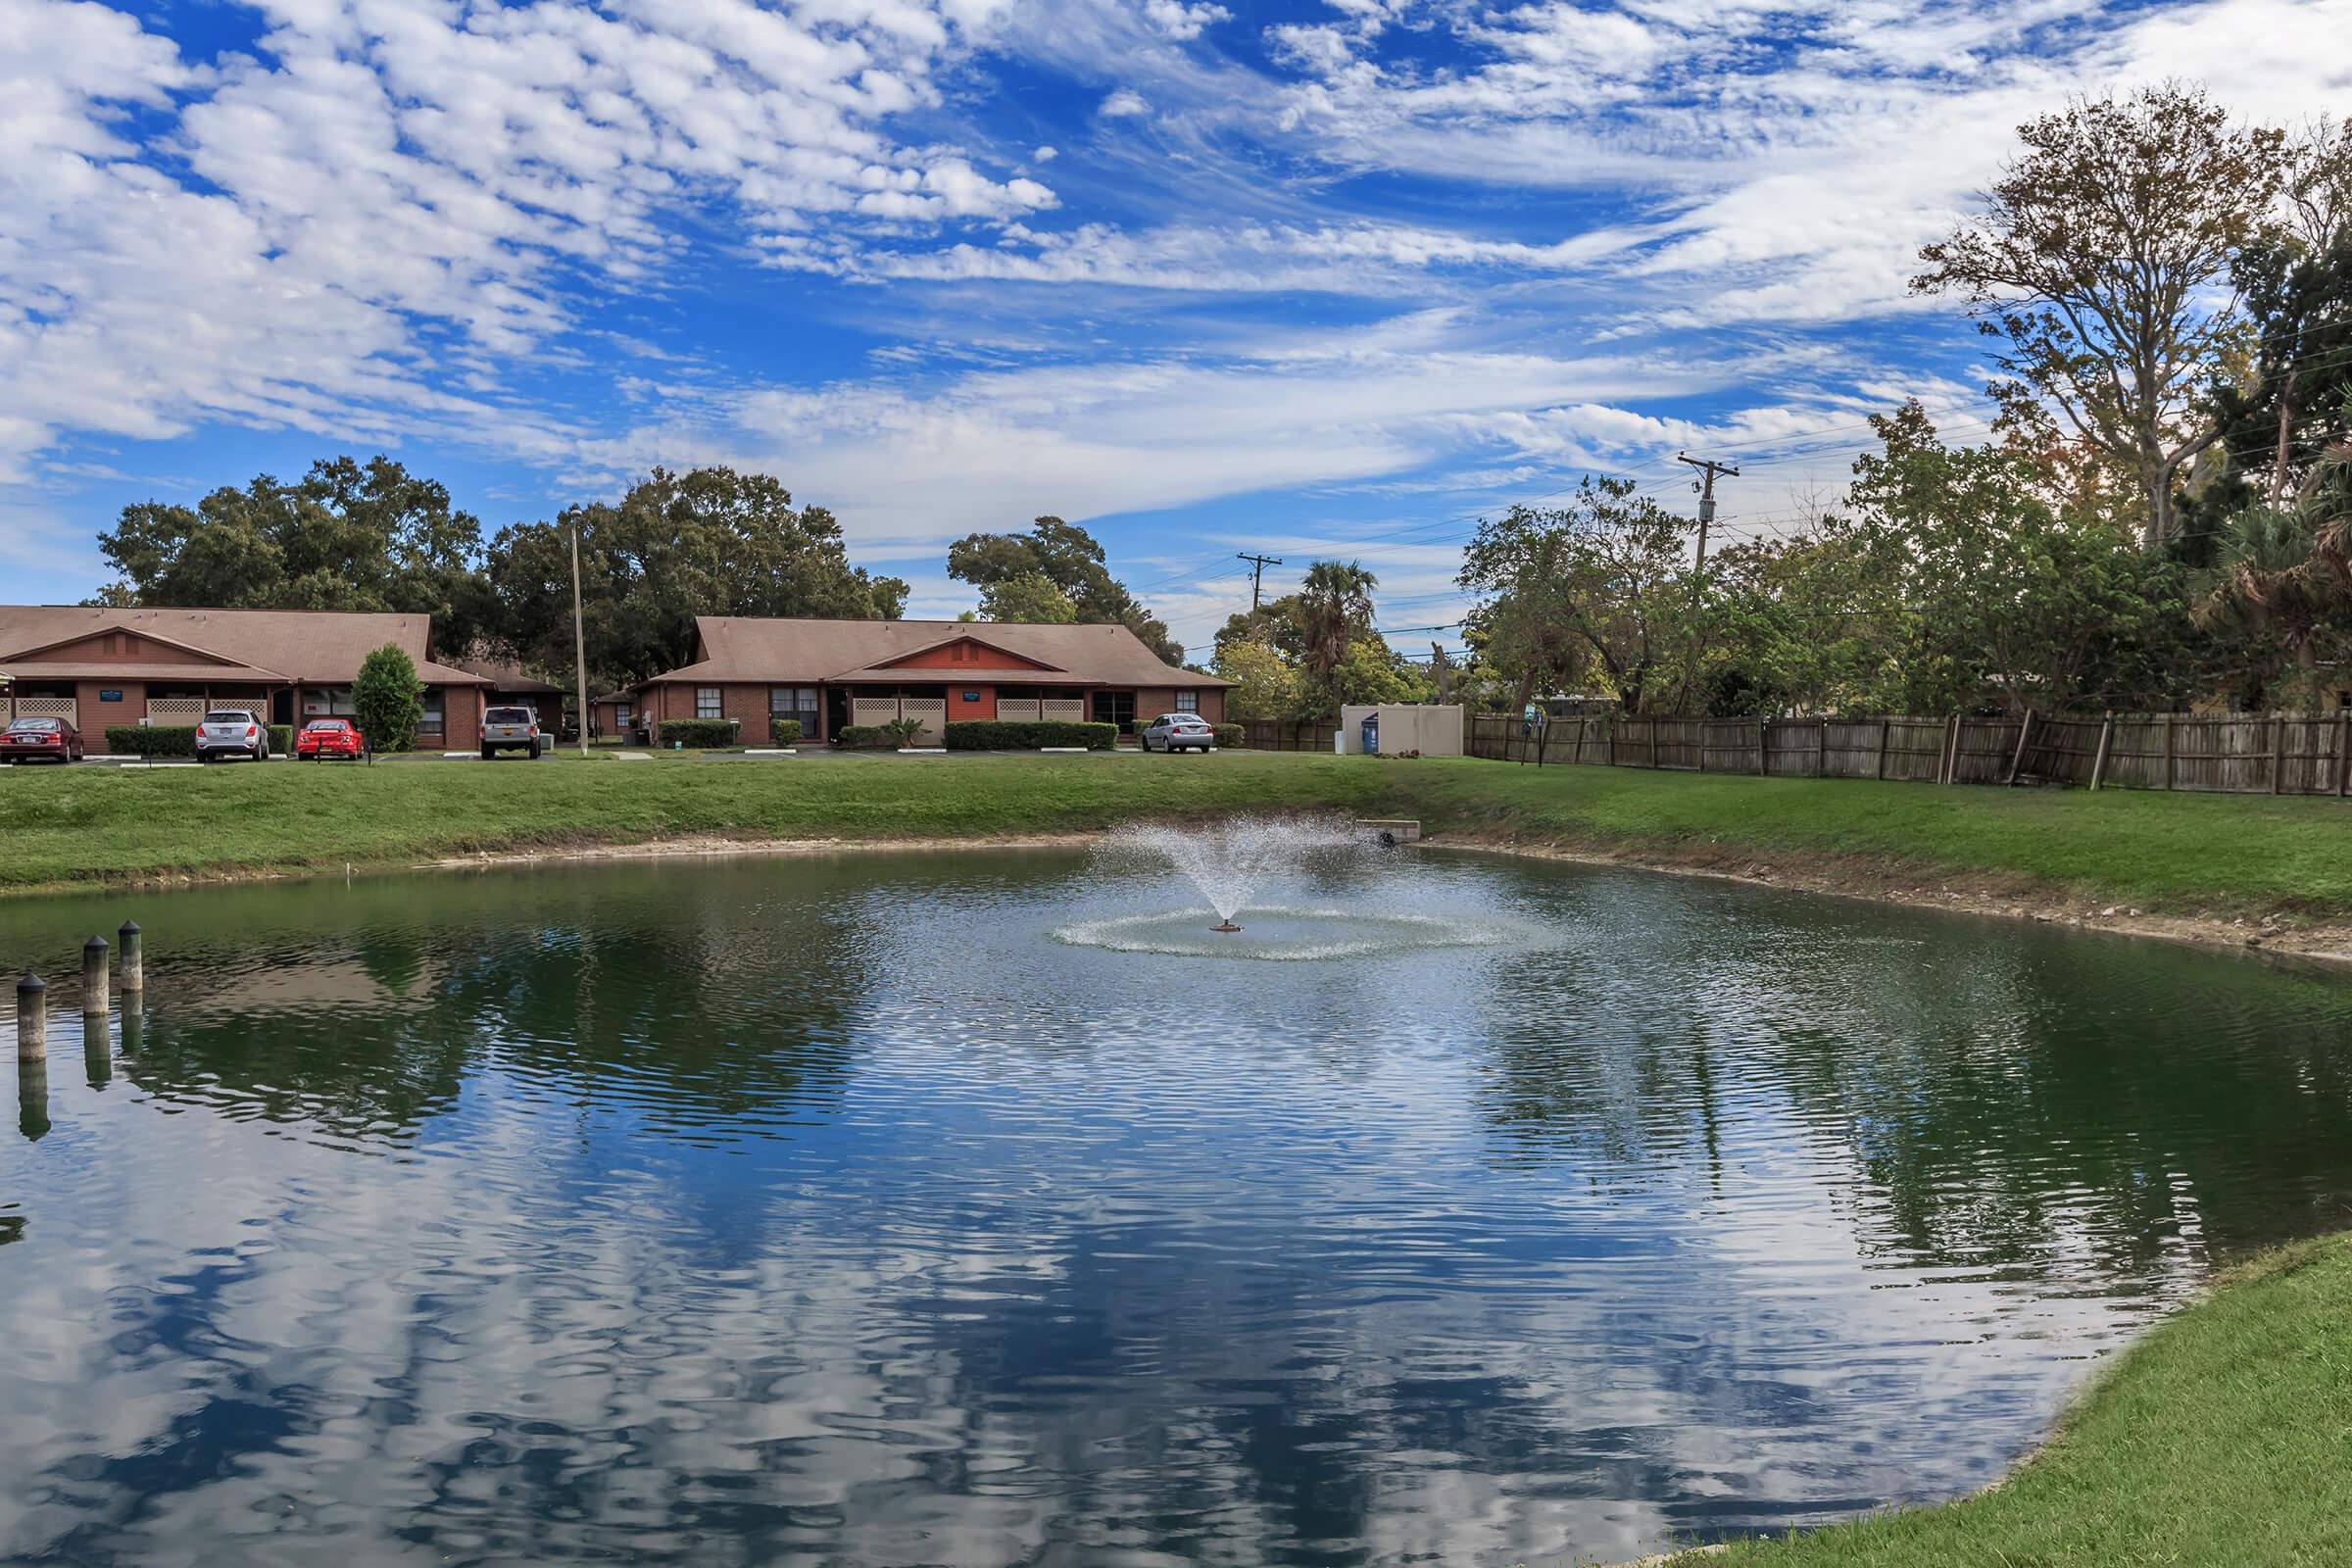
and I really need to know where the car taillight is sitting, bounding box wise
[245,726,257,738]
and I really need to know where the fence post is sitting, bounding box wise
[2273,712,2287,796]
[1815,717,1828,778]
[2339,710,2350,798]
[1757,717,1770,775]
[1875,718,1890,781]
[2164,712,2177,791]
[1940,713,1959,785]
[2090,712,2114,791]
[2006,709,2035,786]
[1648,720,1660,769]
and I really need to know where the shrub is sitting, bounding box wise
[656,718,740,748]
[944,720,1119,751]
[354,644,423,754]
[1211,723,1242,749]
[769,718,804,747]
[835,724,892,748]
[105,724,295,758]
[106,726,194,758]
[883,716,928,747]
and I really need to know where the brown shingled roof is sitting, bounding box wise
[645,617,1231,687]
[0,606,488,685]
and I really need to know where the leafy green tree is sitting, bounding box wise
[2195,120,2352,547]
[1307,636,1431,716]
[1843,405,2207,713]
[1211,634,1302,720]
[1459,476,1696,714]
[977,571,1079,623]
[352,644,423,754]
[946,516,1183,662]
[1913,85,2288,549]
[96,457,497,647]
[1698,527,1903,714]
[488,467,907,690]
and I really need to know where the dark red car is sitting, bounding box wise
[296,717,366,760]
[0,715,84,763]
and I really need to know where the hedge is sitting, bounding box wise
[835,724,893,748]
[1212,723,1242,749]
[944,720,1118,751]
[769,718,804,747]
[655,718,740,748]
[106,724,294,758]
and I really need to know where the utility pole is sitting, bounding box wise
[569,520,591,759]
[1676,453,1740,596]
[1236,552,1284,611]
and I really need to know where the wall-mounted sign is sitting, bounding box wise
[99,689,123,703]
[963,691,981,702]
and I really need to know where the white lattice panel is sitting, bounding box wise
[14,699,78,722]
[996,699,1041,721]
[852,697,900,728]
[1041,699,1084,723]
[899,698,947,744]
[145,698,208,725]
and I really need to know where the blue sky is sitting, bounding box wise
[5,0,2348,657]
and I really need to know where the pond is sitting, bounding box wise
[3,845,2350,1566]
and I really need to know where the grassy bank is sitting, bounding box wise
[0,752,1390,891]
[1657,1234,2352,1567]
[6,752,2352,917]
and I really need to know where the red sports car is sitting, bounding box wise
[0,715,83,762]
[297,717,365,760]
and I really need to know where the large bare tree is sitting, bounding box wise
[1914,84,2286,550]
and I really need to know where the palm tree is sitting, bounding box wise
[2196,442,2352,679]
[1296,561,1377,681]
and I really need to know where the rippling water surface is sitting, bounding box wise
[4,848,2351,1567]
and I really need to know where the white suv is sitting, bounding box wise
[196,709,270,762]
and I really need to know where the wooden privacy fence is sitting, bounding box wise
[1461,710,2352,798]
[1233,718,1342,753]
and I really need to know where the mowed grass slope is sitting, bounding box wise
[1396,760,2352,915]
[6,751,2352,914]
[1669,1236,2352,1568]
[0,752,1390,890]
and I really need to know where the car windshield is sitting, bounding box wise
[203,710,252,725]
[485,708,533,723]
[6,718,60,733]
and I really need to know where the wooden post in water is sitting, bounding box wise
[81,936,109,1019]
[15,973,44,1063]
[118,990,142,1057]
[118,920,142,995]
[2089,713,2115,791]
[2006,709,2035,786]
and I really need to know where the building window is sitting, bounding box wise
[1175,691,1199,712]
[768,686,819,733]
[697,687,722,719]
[419,695,444,731]
[1095,691,1135,731]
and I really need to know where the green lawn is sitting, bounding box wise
[6,750,2352,915]
[1657,1235,2352,1567]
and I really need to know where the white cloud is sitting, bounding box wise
[1099,86,1152,117]
[1143,0,1231,40]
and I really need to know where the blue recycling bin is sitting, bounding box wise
[1360,711,1380,756]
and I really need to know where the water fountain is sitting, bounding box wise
[1054,814,1523,960]
[1102,815,1376,934]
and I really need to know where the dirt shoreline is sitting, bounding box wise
[408,825,2352,966]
